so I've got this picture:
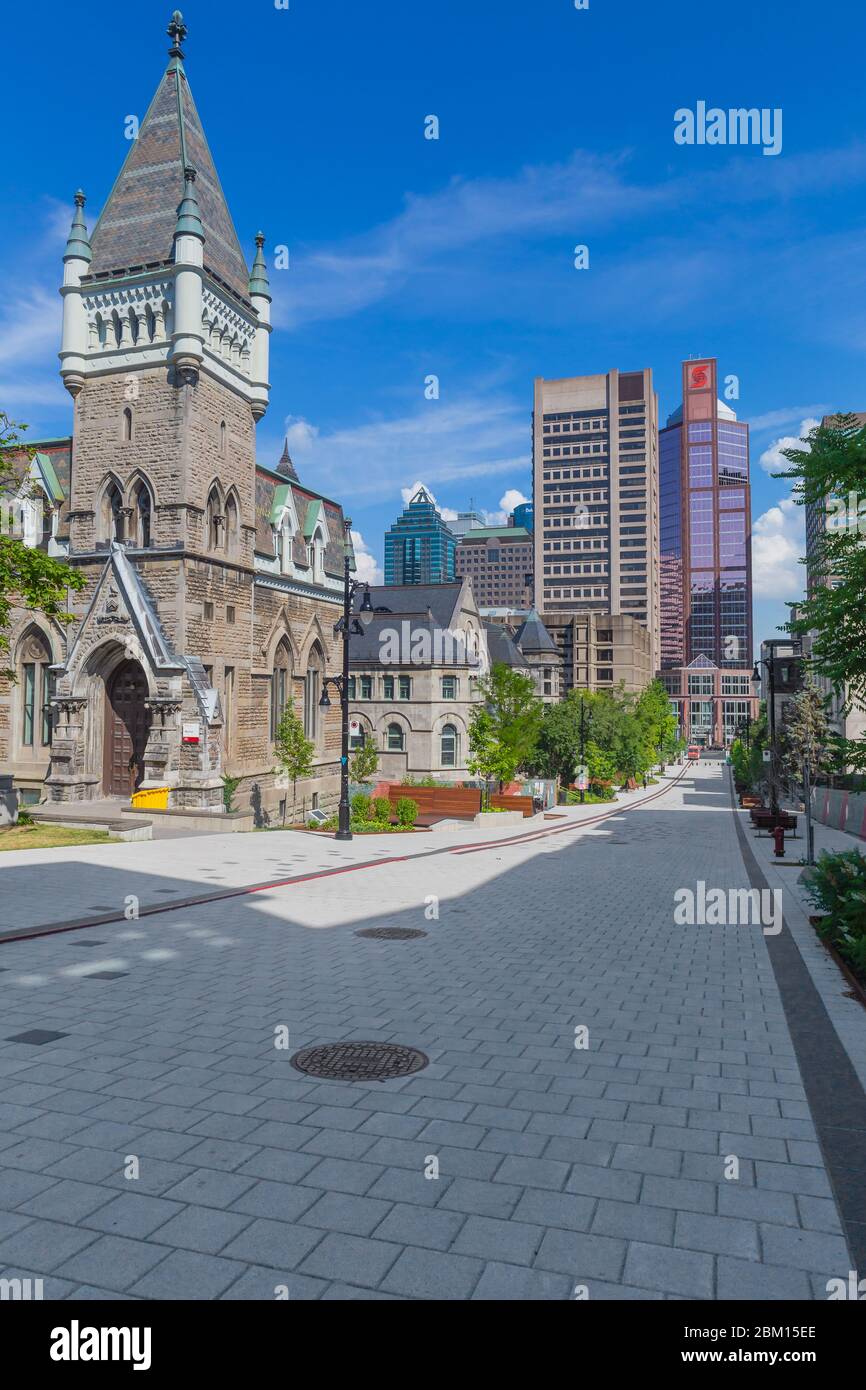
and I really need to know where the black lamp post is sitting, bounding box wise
[319,520,372,841]
[752,657,779,816]
[578,694,587,805]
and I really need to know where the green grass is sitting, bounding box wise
[0,824,116,852]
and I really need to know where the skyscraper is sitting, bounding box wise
[384,487,456,585]
[532,370,661,671]
[659,359,753,670]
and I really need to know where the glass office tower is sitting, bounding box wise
[384,487,457,585]
[659,359,752,670]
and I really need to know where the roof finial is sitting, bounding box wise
[64,189,92,264]
[249,232,271,300]
[174,165,204,241]
[167,10,187,59]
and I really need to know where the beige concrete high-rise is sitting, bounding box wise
[532,370,661,672]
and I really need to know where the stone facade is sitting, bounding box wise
[0,21,348,821]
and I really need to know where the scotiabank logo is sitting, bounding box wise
[689,363,710,390]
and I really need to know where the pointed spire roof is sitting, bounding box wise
[249,232,271,299]
[514,608,559,655]
[64,190,92,264]
[87,12,251,302]
[276,438,299,480]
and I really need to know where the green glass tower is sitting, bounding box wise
[384,487,456,585]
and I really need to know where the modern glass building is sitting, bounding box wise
[384,487,457,585]
[659,359,753,671]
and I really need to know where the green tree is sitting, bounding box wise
[468,662,542,804]
[531,690,587,784]
[777,414,866,769]
[778,681,836,784]
[349,739,378,785]
[635,678,679,770]
[0,413,85,678]
[274,703,315,825]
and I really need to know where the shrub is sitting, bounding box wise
[308,814,338,830]
[222,773,242,813]
[802,849,866,979]
[351,792,373,821]
[395,796,418,827]
[372,796,391,823]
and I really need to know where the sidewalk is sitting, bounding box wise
[0,770,689,938]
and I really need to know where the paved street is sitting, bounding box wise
[0,763,864,1300]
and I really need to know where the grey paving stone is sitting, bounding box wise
[149,1205,251,1255]
[471,1261,573,1300]
[301,1157,383,1196]
[219,1266,328,1300]
[235,1149,320,1184]
[759,1223,851,1273]
[641,1175,716,1215]
[56,1234,170,1291]
[675,1209,760,1260]
[301,1192,394,1238]
[796,1195,844,1234]
[220,1218,324,1269]
[367,1168,452,1209]
[611,1144,681,1178]
[591,1199,675,1245]
[129,1248,247,1300]
[754,1161,833,1198]
[14,1180,114,1224]
[716,1256,812,1301]
[0,1218,97,1271]
[380,1245,484,1300]
[438,1178,522,1219]
[298,1232,402,1286]
[452,1214,542,1265]
[717,1185,799,1226]
[564,1163,642,1203]
[534,1228,626,1281]
[493,1155,570,1191]
[371,1203,465,1251]
[0,1169,60,1208]
[161,1170,256,1210]
[623,1241,714,1299]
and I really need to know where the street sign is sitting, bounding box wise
[762,750,772,763]
[349,718,361,737]
[575,763,589,790]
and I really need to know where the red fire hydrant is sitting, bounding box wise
[773,824,786,858]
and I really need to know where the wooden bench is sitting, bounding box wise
[387,786,482,822]
[490,794,535,818]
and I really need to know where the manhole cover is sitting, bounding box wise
[355,927,427,941]
[290,1041,429,1082]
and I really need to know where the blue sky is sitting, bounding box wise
[4,0,865,653]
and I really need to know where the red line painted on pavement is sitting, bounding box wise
[0,766,692,946]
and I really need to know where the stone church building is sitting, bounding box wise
[0,15,350,820]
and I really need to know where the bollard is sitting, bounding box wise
[773,823,786,858]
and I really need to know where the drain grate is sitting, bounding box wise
[290,1040,429,1082]
[6,1029,69,1045]
[355,927,427,941]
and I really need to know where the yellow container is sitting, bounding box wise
[130,786,170,810]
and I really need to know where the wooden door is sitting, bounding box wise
[104,660,149,796]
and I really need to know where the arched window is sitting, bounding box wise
[225,495,239,557]
[278,514,293,572]
[386,722,404,752]
[18,629,53,750]
[441,723,458,768]
[40,496,54,551]
[206,487,223,552]
[131,480,152,548]
[122,407,133,442]
[304,643,323,742]
[312,528,325,582]
[101,481,124,542]
[220,420,227,456]
[270,639,292,741]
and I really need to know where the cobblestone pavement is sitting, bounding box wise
[0,763,863,1300]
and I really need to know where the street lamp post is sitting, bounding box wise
[752,657,779,817]
[319,520,372,842]
[578,695,587,805]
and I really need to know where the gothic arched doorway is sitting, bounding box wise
[103,659,150,796]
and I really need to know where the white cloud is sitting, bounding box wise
[282,416,319,454]
[350,530,382,585]
[758,418,819,474]
[297,393,529,503]
[483,487,530,525]
[750,405,828,431]
[751,495,806,599]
